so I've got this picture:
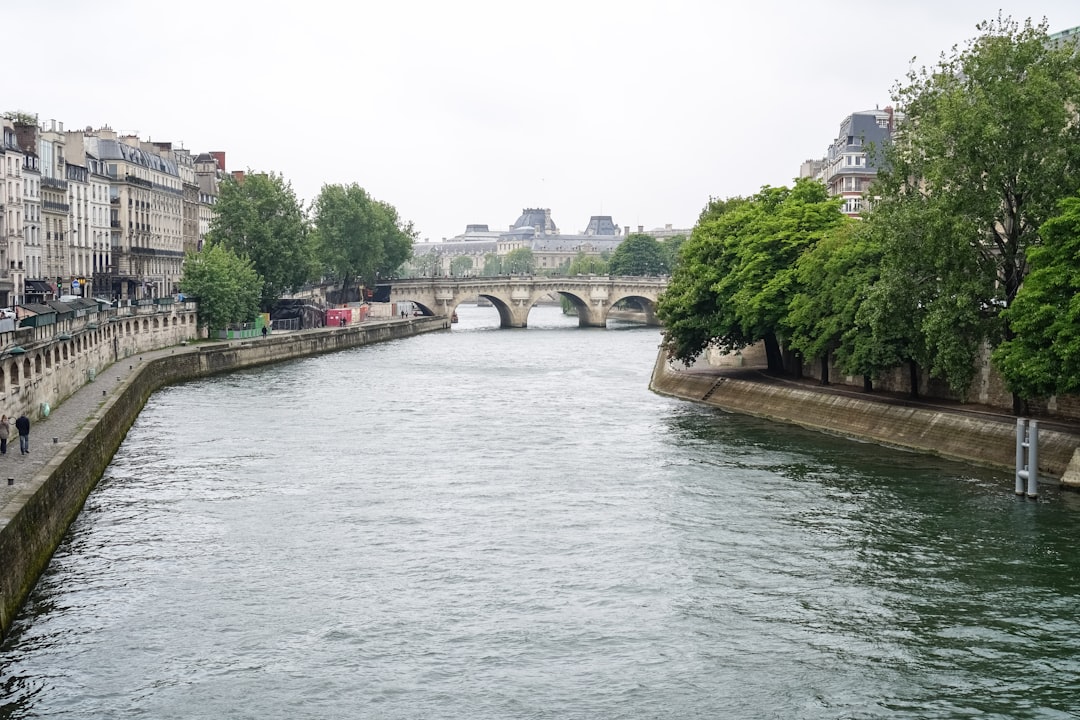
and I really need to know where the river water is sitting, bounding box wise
[2,303,1080,719]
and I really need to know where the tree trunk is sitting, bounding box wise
[909,359,920,399]
[763,332,784,374]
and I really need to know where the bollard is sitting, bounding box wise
[1015,419,1039,498]
[1027,420,1039,499]
[7,478,12,486]
[1015,418,1026,496]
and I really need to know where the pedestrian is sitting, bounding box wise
[0,414,8,455]
[15,413,29,455]
[262,325,268,338]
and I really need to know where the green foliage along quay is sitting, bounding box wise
[658,179,845,373]
[312,183,415,295]
[659,16,1080,409]
[608,233,669,276]
[208,172,315,312]
[180,243,261,336]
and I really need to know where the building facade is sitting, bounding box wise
[800,106,900,217]
[1,120,26,307]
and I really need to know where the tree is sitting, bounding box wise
[503,247,535,274]
[207,172,314,311]
[875,15,1080,399]
[312,183,416,294]
[566,251,608,276]
[657,197,751,365]
[658,180,845,372]
[450,255,474,277]
[608,233,668,275]
[994,194,1080,399]
[661,234,687,270]
[482,253,502,276]
[784,219,869,384]
[180,243,262,336]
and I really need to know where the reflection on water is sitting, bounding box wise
[2,304,1078,719]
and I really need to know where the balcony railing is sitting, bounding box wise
[41,177,68,190]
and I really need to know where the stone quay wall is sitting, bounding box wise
[649,350,1080,484]
[0,316,449,639]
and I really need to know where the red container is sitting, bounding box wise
[326,308,352,327]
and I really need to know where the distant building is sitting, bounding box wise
[411,208,626,276]
[801,106,901,217]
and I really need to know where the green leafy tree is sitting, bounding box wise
[658,180,845,372]
[313,183,416,294]
[662,234,687,270]
[608,233,669,276]
[785,219,872,384]
[450,255,474,277]
[180,243,262,336]
[657,196,754,365]
[207,172,314,311]
[994,194,1080,399]
[482,253,502,276]
[567,251,608,276]
[503,247,535,274]
[875,15,1080,400]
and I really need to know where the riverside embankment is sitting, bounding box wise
[650,350,1080,487]
[0,316,448,639]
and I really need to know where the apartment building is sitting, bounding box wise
[1,120,26,307]
[194,152,223,250]
[800,106,901,217]
[75,129,185,299]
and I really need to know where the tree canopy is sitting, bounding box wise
[450,255,474,277]
[994,194,1080,399]
[180,243,262,336]
[658,180,846,371]
[872,15,1080,396]
[312,183,415,291]
[608,233,669,276]
[503,247,535,274]
[207,172,314,311]
[567,251,608,276]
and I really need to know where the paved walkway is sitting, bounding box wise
[0,344,190,513]
[681,365,1080,437]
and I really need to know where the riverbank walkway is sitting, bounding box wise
[0,345,170,513]
[679,364,1080,438]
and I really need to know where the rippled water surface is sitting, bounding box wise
[3,304,1080,719]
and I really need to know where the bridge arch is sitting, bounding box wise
[608,293,659,326]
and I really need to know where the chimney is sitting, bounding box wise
[210,151,226,172]
[638,225,644,233]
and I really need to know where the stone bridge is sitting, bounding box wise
[380,275,669,328]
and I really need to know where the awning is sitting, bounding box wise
[26,280,52,294]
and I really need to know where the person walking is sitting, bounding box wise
[15,413,29,455]
[0,414,8,455]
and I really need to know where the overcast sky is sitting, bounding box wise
[7,1,1078,240]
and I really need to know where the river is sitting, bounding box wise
[2,303,1079,719]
